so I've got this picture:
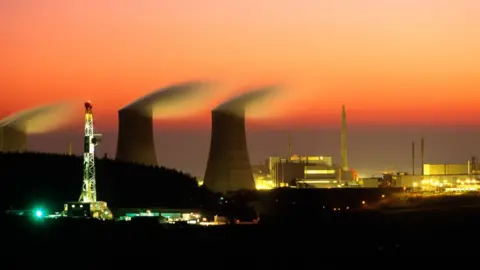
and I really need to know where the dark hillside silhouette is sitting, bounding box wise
[0,152,218,211]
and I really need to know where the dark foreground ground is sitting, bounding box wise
[4,207,480,261]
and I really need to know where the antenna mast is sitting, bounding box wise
[80,101,101,202]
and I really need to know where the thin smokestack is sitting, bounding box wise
[421,137,424,175]
[68,141,73,156]
[341,105,348,170]
[287,132,292,160]
[472,156,477,173]
[412,141,415,175]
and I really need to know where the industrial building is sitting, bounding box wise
[0,102,74,153]
[203,86,279,194]
[115,82,211,167]
[254,105,359,189]
[389,157,480,192]
[386,136,480,193]
[250,105,361,189]
[259,155,357,188]
[358,177,381,188]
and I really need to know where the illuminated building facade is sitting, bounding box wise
[423,164,472,175]
[251,155,359,189]
[358,177,380,188]
[267,155,339,188]
[262,155,358,188]
[391,159,480,192]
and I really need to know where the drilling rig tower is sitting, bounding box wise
[63,101,112,220]
[80,101,99,202]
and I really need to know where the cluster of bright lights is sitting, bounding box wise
[410,178,480,194]
[254,177,275,190]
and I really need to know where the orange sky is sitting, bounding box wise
[1,0,480,128]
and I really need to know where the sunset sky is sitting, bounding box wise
[1,1,480,176]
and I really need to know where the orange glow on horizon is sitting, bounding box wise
[1,1,480,129]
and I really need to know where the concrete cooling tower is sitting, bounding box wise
[203,86,279,194]
[115,81,212,167]
[0,124,28,152]
[0,102,74,153]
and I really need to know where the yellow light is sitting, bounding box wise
[381,194,385,198]
[305,169,335,174]
[361,200,366,205]
[256,179,274,190]
[256,184,271,190]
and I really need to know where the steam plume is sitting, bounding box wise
[0,101,76,134]
[120,81,214,118]
[214,85,280,117]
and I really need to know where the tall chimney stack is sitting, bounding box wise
[68,141,73,156]
[412,141,415,175]
[341,105,348,171]
[472,156,477,173]
[287,132,292,161]
[420,137,424,175]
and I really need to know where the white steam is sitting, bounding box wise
[0,101,76,134]
[214,85,281,117]
[120,81,215,118]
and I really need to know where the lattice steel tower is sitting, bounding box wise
[80,101,101,202]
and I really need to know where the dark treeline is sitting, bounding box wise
[0,152,219,211]
[5,206,480,258]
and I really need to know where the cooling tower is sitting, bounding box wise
[115,81,212,166]
[116,109,158,166]
[0,102,74,153]
[0,124,27,153]
[203,86,279,194]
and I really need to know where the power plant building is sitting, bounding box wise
[265,155,357,188]
[203,86,279,194]
[116,82,211,167]
[423,164,473,175]
[391,158,480,191]
[253,105,357,189]
[269,155,334,186]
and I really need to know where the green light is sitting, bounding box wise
[34,209,44,218]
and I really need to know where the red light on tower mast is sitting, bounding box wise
[84,101,93,109]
